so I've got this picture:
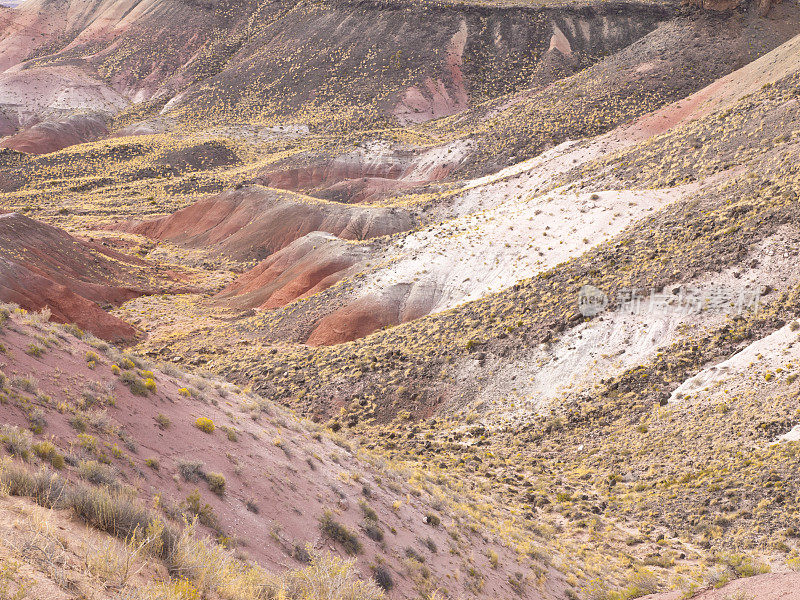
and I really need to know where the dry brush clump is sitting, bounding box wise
[0,458,383,600]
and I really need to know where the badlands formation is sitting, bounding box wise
[1,0,800,599]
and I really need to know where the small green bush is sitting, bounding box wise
[205,471,226,495]
[319,510,362,554]
[32,441,65,469]
[120,371,149,396]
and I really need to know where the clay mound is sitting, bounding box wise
[122,185,415,262]
[305,293,401,347]
[215,232,371,310]
[0,112,107,154]
[0,212,184,341]
[0,258,137,341]
[256,140,472,203]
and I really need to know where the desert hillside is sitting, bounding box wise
[2,0,800,598]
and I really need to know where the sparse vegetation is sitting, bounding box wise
[195,417,215,434]
[319,510,362,555]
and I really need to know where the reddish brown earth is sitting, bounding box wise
[215,232,371,310]
[0,109,14,137]
[0,113,108,155]
[644,572,800,599]
[0,212,189,341]
[305,294,401,347]
[0,311,563,600]
[254,142,470,203]
[120,186,415,262]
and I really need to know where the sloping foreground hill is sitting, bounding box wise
[0,305,565,600]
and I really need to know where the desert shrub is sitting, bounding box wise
[488,549,499,568]
[292,544,311,564]
[11,376,37,393]
[509,572,526,595]
[68,483,177,559]
[86,351,101,363]
[319,510,362,555]
[363,520,383,542]
[183,489,219,530]
[0,426,32,460]
[621,568,658,598]
[425,512,441,526]
[27,408,47,433]
[70,413,88,432]
[178,460,205,482]
[155,413,171,429]
[422,537,437,553]
[78,460,118,486]
[0,462,66,507]
[372,565,394,591]
[144,378,157,392]
[717,553,771,578]
[245,498,259,513]
[145,458,160,470]
[178,387,192,397]
[205,472,226,496]
[221,426,238,442]
[195,417,215,434]
[32,441,65,469]
[405,547,425,563]
[0,460,177,560]
[359,499,378,522]
[120,371,149,396]
[62,323,84,338]
[26,344,44,357]
[77,433,98,452]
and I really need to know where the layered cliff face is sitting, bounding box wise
[0,0,673,132]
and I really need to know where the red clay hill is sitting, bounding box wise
[0,212,190,341]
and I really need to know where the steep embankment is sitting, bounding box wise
[0,212,190,340]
